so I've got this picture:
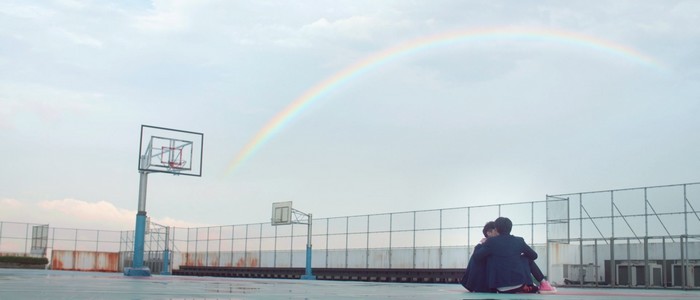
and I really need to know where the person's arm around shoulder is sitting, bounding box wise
[471,237,493,260]
[518,236,538,260]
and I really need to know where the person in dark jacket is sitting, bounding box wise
[459,221,497,292]
[471,217,539,293]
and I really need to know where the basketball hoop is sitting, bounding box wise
[168,160,186,169]
[138,125,203,177]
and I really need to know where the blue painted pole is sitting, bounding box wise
[161,249,170,275]
[161,226,171,275]
[124,172,151,276]
[301,214,315,280]
[304,244,313,275]
[133,213,146,268]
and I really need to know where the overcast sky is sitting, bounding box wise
[1,1,698,231]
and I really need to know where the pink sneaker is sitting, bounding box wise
[539,280,557,294]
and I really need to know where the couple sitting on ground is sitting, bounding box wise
[459,217,556,294]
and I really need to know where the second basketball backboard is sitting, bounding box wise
[138,125,204,176]
[271,201,293,225]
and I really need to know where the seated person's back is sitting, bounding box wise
[460,221,497,292]
[472,217,538,292]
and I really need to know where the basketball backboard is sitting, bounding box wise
[271,201,293,225]
[138,125,203,176]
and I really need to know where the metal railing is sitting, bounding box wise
[168,201,548,269]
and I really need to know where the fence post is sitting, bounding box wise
[684,185,688,240]
[244,224,249,267]
[545,198,549,281]
[439,209,443,269]
[644,188,648,237]
[218,226,222,267]
[258,223,262,268]
[610,237,615,287]
[290,224,294,268]
[627,238,631,288]
[680,235,686,288]
[231,225,235,268]
[51,228,55,267]
[366,215,370,269]
[162,226,171,275]
[345,217,349,268]
[594,239,599,287]
[389,213,393,269]
[325,218,329,269]
[611,191,615,245]
[644,236,649,288]
[662,237,666,288]
[413,211,416,269]
[610,191,615,288]
[580,193,583,246]
[24,224,30,254]
[579,237,584,288]
[205,227,210,266]
[194,228,198,266]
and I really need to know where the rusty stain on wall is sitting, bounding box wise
[233,256,259,267]
[184,253,193,266]
[235,257,245,267]
[51,255,64,270]
[51,250,119,272]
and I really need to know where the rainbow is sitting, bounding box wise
[226,27,665,174]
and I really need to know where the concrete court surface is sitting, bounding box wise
[1,269,699,300]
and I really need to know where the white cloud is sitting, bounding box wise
[0,3,55,19]
[299,14,413,45]
[0,83,104,129]
[151,217,211,229]
[0,198,23,208]
[52,0,86,10]
[134,10,187,32]
[54,28,103,48]
[131,0,213,33]
[0,199,136,230]
[0,198,209,231]
[38,198,133,225]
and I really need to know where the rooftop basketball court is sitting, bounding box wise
[1,269,698,300]
[1,126,698,297]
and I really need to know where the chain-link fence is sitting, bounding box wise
[2,182,698,288]
[168,201,548,270]
[546,182,700,287]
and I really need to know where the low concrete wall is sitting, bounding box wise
[51,250,120,272]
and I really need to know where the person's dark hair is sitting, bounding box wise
[494,217,512,235]
[482,221,496,237]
